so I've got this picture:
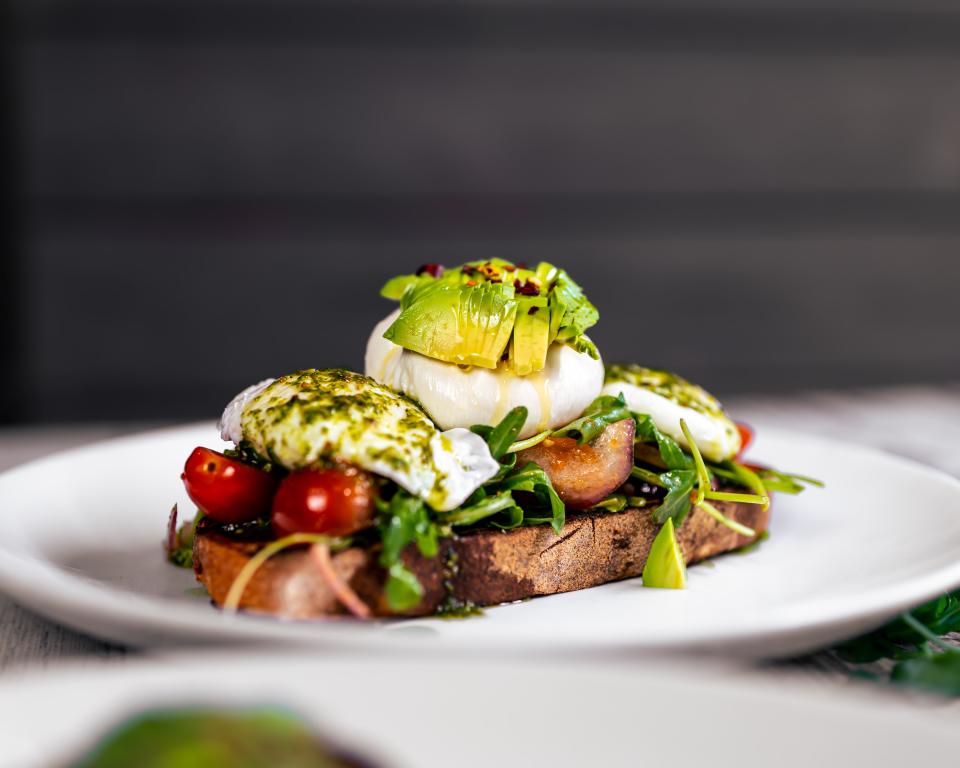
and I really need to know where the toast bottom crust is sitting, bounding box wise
[193,500,769,619]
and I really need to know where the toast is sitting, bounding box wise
[193,496,768,619]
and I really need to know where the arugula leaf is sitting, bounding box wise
[489,504,526,530]
[755,467,824,494]
[441,491,518,527]
[467,410,567,534]
[548,268,600,357]
[472,406,528,460]
[910,593,960,638]
[551,394,631,444]
[653,469,696,526]
[831,590,960,696]
[634,414,691,471]
[498,462,566,534]
[384,562,424,611]
[377,491,439,611]
[891,653,960,696]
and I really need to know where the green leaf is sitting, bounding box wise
[634,414,691,471]
[591,495,627,513]
[891,653,960,696]
[379,492,437,566]
[551,393,631,444]
[486,451,518,484]
[653,469,696,526]
[380,272,431,301]
[498,462,565,534]
[549,268,600,350]
[475,406,529,460]
[717,460,769,502]
[489,504,526,530]
[441,491,517,527]
[829,590,960,694]
[377,491,440,611]
[385,562,425,612]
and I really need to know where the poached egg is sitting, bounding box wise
[365,309,604,439]
[600,364,741,463]
[218,369,500,512]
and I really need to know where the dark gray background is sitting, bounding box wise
[6,0,960,424]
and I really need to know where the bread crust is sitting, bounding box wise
[193,499,769,619]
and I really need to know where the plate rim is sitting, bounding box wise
[1,422,959,656]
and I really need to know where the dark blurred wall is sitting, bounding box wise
[7,1,960,422]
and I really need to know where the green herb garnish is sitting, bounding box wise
[165,506,201,569]
[831,591,960,697]
[376,491,439,612]
[471,405,528,460]
[551,393,631,445]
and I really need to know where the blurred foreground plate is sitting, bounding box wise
[1,653,956,767]
[0,424,959,657]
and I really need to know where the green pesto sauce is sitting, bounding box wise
[604,363,727,418]
[239,369,451,505]
[433,545,484,619]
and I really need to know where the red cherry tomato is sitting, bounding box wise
[271,467,375,538]
[735,422,754,461]
[181,447,277,524]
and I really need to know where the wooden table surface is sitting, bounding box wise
[2,386,959,682]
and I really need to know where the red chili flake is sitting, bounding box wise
[528,306,540,315]
[462,264,478,276]
[416,263,444,278]
[466,279,478,286]
[514,279,540,296]
[503,264,516,272]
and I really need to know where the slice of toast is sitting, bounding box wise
[193,498,769,619]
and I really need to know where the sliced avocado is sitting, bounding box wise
[383,281,517,368]
[552,270,599,345]
[379,259,600,368]
[546,284,565,346]
[380,273,421,300]
[642,518,687,589]
[508,295,550,375]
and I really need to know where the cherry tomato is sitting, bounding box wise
[271,467,375,538]
[181,447,277,524]
[735,422,754,461]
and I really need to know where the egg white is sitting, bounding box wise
[219,370,500,512]
[365,310,604,440]
[599,380,740,463]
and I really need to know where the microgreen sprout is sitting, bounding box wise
[679,418,711,506]
[506,429,551,453]
[703,490,769,506]
[697,500,757,538]
[630,466,666,487]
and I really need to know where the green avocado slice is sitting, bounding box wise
[379,259,599,373]
[384,281,517,369]
[508,295,550,375]
[642,518,688,589]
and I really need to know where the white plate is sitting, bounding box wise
[1,652,956,767]
[0,423,959,657]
